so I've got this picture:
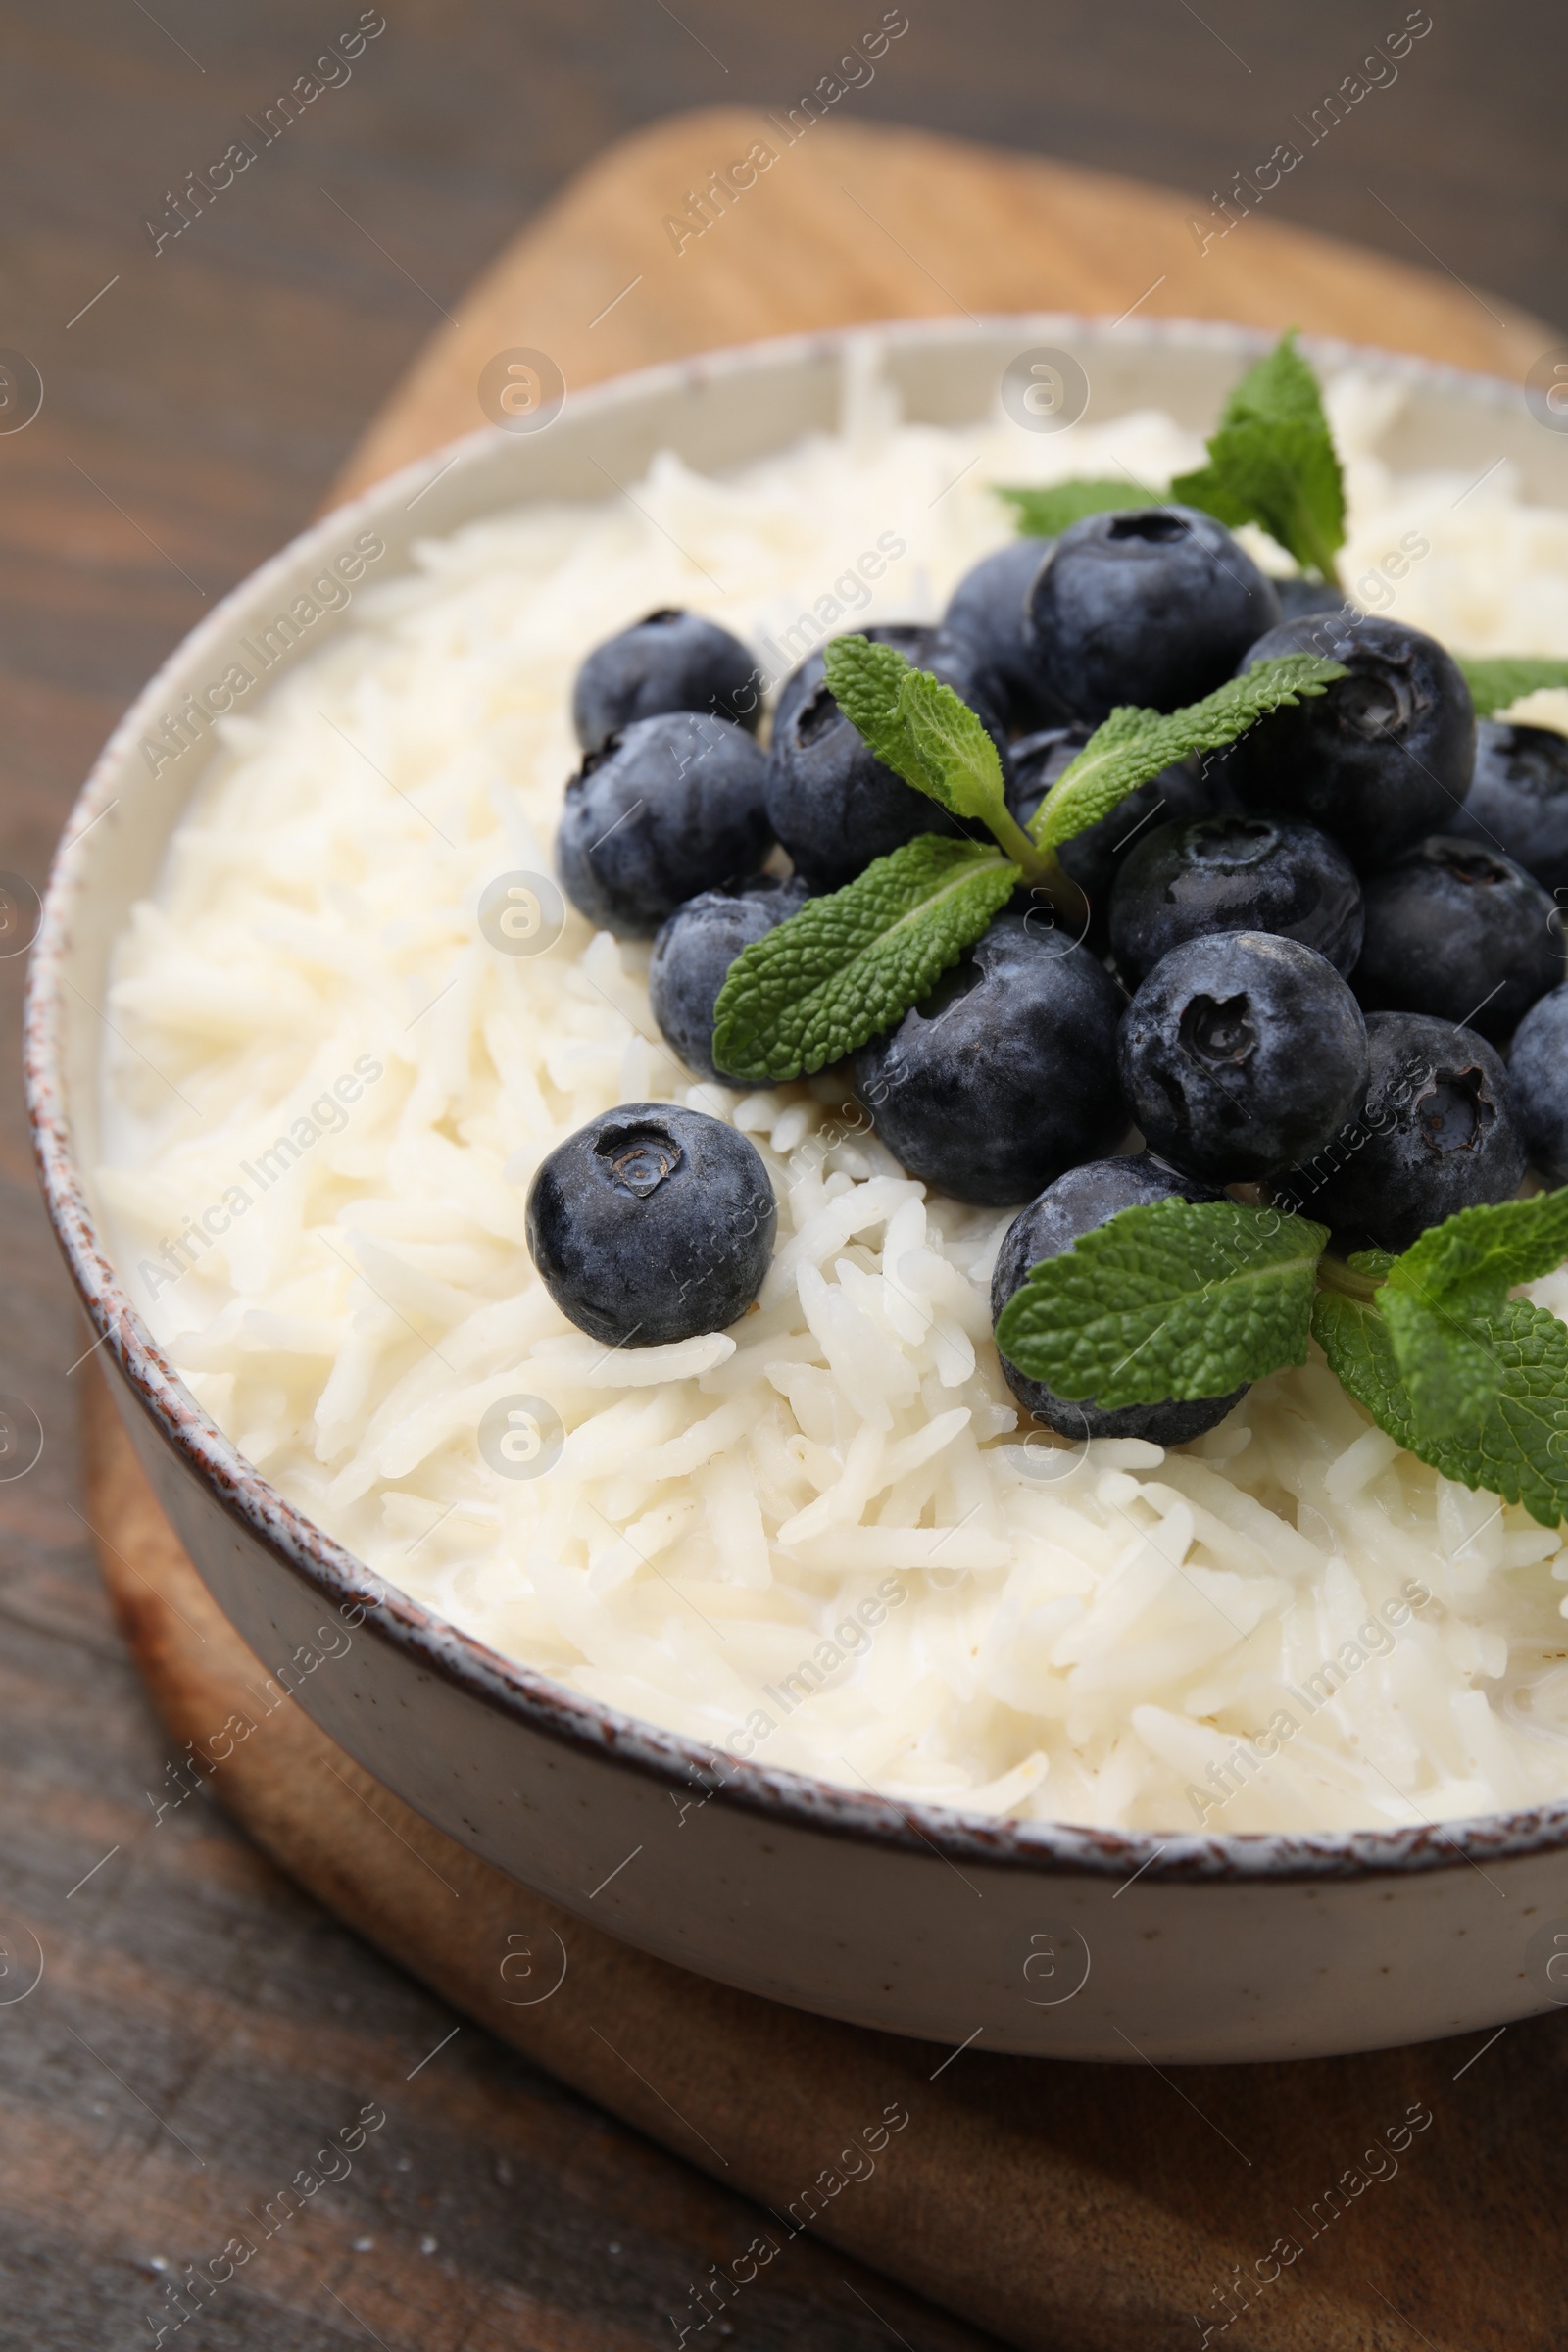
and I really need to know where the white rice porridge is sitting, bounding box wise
[99,352,1568,1835]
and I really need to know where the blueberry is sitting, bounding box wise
[1004,729,1213,957]
[770,623,1005,748]
[572,609,760,754]
[1274,578,1348,622]
[852,916,1127,1205]
[943,537,1061,730]
[1277,1011,1526,1251]
[1450,719,1568,891]
[1118,932,1368,1183]
[556,712,772,938]
[765,628,1013,892]
[526,1103,776,1347]
[1509,985,1568,1186]
[1006,723,1090,820]
[771,622,930,745]
[1352,835,1562,1041]
[1110,813,1363,985]
[1024,506,1281,724]
[649,875,809,1086]
[991,1153,1245,1446]
[1229,613,1474,868]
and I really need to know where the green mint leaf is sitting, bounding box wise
[994,1200,1328,1407]
[995,481,1139,537]
[1164,459,1251,531]
[822,636,1056,887]
[1378,1191,1568,1441]
[1312,1284,1405,1427]
[818,631,912,744]
[1379,1290,1501,1443]
[710,836,1015,1084]
[822,636,1008,831]
[1455,656,1568,716]
[1393,1189,1568,1300]
[1175,417,1346,581]
[1218,328,1331,429]
[1313,1287,1568,1531]
[1032,655,1346,851]
[1170,330,1346,579]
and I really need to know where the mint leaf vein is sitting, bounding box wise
[710,835,1016,1084]
[1032,655,1347,851]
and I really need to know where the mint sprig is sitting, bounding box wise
[993,481,1138,537]
[710,835,1015,1083]
[995,1201,1327,1406]
[995,331,1348,585]
[711,644,1343,1083]
[1030,655,1347,851]
[1170,330,1347,582]
[993,1190,1568,1531]
[1456,656,1568,716]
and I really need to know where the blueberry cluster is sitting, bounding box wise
[536,540,1568,1374]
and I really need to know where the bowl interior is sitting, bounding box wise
[30,312,1568,1875]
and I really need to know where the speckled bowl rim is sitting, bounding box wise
[26,310,1568,1888]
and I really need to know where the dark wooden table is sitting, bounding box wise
[1,7,1563,2346]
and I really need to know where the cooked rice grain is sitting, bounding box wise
[100,356,1568,1831]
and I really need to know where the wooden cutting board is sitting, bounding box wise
[330,106,1545,502]
[85,110,1567,2352]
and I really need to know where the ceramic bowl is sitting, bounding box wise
[27,315,1568,2063]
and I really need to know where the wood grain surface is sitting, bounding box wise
[1,34,1560,2350]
